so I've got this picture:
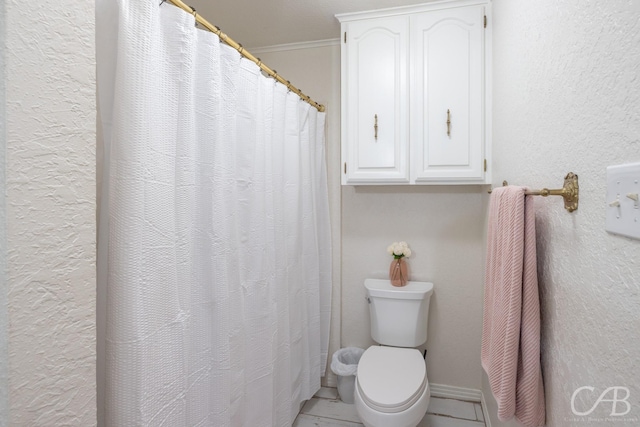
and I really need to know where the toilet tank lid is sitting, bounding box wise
[364,279,433,300]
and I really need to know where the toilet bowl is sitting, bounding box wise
[354,346,430,427]
[355,279,434,427]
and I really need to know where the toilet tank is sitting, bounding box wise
[364,279,434,347]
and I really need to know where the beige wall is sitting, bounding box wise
[4,0,96,424]
[488,0,640,426]
[342,185,486,389]
[257,41,487,391]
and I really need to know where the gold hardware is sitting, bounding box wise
[488,172,580,213]
[484,15,487,28]
[446,109,451,137]
[165,0,325,112]
[344,163,347,174]
[484,159,487,172]
[374,114,378,140]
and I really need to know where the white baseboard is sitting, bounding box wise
[320,380,493,425]
[429,383,483,402]
[322,373,337,388]
[481,391,492,427]
[430,384,492,426]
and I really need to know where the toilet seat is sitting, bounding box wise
[356,346,427,414]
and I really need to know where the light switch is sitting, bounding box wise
[606,162,640,240]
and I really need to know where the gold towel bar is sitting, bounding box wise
[488,172,579,212]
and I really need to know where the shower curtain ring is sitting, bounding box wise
[238,44,244,55]
[257,58,262,67]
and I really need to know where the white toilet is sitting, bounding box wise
[354,278,434,427]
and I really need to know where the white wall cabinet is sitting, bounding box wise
[338,0,491,185]
[341,15,410,184]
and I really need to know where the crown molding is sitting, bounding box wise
[250,38,340,54]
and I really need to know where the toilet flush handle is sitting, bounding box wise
[365,296,371,304]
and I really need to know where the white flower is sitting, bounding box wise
[388,241,411,258]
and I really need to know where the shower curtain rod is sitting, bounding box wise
[165,0,326,113]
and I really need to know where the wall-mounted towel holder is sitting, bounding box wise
[489,172,579,212]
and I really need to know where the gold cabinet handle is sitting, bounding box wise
[446,109,451,137]
[374,114,378,140]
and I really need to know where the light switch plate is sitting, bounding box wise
[606,162,640,240]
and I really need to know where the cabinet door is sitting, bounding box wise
[410,5,485,182]
[342,16,409,184]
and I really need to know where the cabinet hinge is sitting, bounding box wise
[344,162,347,174]
[484,15,487,28]
[344,32,347,43]
[484,159,487,172]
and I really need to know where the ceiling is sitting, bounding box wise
[185,0,436,48]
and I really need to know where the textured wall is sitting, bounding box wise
[5,0,96,424]
[0,1,8,425]
[487,0,640,425]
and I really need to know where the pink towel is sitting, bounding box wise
[481,186,546,427]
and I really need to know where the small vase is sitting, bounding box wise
[389,257,408,287]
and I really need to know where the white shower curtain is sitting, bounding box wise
[96,1,331,426]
